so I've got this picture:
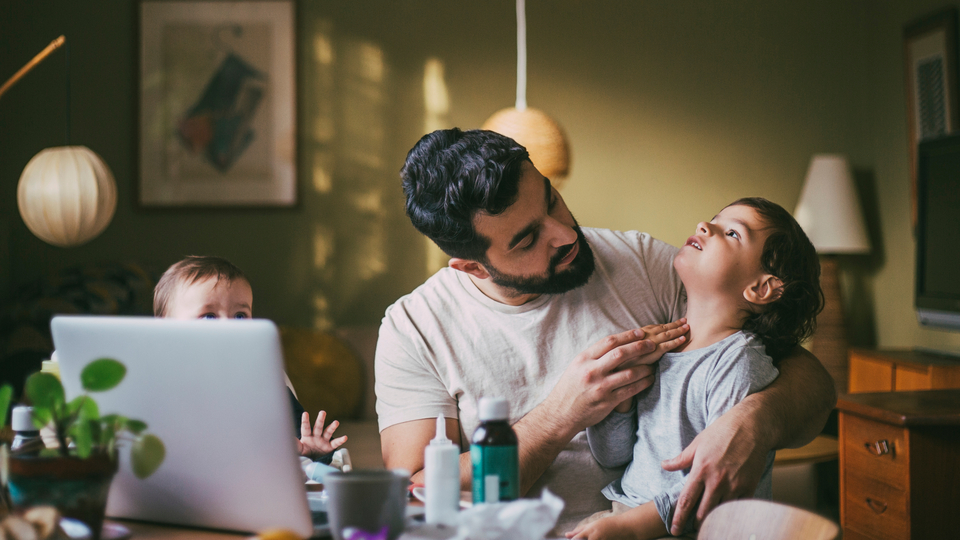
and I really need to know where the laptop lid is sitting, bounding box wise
[51,315,314,537]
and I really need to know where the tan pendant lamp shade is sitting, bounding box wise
[482,107,570,182]
[17,146,117,247]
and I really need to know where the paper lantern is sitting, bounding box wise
[482,107,571,183]
[17,146,117,247]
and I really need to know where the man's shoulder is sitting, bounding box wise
[583,227,679,263]
[383,267,462,320]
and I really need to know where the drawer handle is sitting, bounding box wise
[865,439,890,456]
[866,497,887,514]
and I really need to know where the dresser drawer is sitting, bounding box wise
[842,415,908,489]
[840,528,877,540]
[843,473,909,540]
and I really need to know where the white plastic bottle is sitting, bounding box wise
[11,405,43,456]
[424,414,460,526]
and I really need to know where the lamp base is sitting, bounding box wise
[811,256,848,394]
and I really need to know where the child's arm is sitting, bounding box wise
[565,501,667,540]
[297,410,348,461]
[585,401,637,469]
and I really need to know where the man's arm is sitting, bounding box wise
[381,417,472,487]
[661,346,836,535]
[381,322,689,494]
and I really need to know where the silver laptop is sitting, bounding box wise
[51,315,320,537]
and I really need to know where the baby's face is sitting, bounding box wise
[166,277,253,320]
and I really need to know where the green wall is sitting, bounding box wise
[2,1,959,353]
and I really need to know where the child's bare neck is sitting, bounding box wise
[673,293,743,352]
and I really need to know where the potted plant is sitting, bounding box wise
[1,358,165,539]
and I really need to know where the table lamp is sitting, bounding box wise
[794,154,870,394]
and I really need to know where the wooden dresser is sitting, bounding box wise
[848,348,960,393]
[837,390,960,540]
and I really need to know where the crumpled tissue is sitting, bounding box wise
[451,489,565,540]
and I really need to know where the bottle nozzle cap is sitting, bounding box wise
[12,406,36,432]
[478,397,509,421]
[430,414,452,445]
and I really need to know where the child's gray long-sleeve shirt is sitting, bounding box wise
[586,331,779,532]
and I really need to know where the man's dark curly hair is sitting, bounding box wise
[732,197,824,360]
[400,128,530,261]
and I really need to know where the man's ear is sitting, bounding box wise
[744,274,783,305]
[449,258,490,280]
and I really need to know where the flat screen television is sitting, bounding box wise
[915,134,960,331]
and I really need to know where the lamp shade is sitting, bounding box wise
[17,146,117,247]
[793,154,869,254]
[482,107,571,184]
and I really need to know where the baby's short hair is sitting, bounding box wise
[731,198,824,360]
[153,256,248,317]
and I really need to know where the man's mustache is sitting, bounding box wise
[550,228,583,267]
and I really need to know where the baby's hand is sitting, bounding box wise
[297,410,347,460]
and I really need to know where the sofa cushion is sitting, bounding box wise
[280,327,364,420]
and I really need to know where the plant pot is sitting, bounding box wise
[7,453,118,539]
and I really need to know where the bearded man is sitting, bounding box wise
[375,129,834,534]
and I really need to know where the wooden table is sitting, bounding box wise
[837,389,960,540]
[774,434,838,466]
[110,519,247,538]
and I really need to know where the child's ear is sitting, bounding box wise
[744,274,783,305]
[448,258,490,280]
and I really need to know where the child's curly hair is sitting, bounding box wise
[732,198,824,360]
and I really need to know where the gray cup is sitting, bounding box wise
[325,469,410,540]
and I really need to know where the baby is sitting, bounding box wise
[154,255,346,461]
[568,198,823,540]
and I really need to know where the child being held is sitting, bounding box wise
[154,255,346,462]
[568,198,823,540]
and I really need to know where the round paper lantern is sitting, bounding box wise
[17,146,117,247]
[482,107,571,185]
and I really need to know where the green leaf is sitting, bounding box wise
[71,396,100,421]
[0,384,12,429]
[30,406,52,429]
[99,422,116,448]
[131,434,165,479]
[80,358,126,392]
[24,372,65,410]
[73,420,93,458]
[124,419,147,434]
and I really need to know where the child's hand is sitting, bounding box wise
[565,516,632,540]
[297,410,347,459]
[567,503,665,540]
[616,320,688,373]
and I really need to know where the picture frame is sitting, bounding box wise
[903,7,959,228]
[138,0,296,207]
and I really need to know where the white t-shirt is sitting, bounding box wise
[375,227,685,531]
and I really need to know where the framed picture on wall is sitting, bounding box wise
[138,1,297,207]
[903,7,959,229]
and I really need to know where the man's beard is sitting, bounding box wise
[484,225,596,296]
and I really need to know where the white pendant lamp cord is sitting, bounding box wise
[516,0,527,111]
